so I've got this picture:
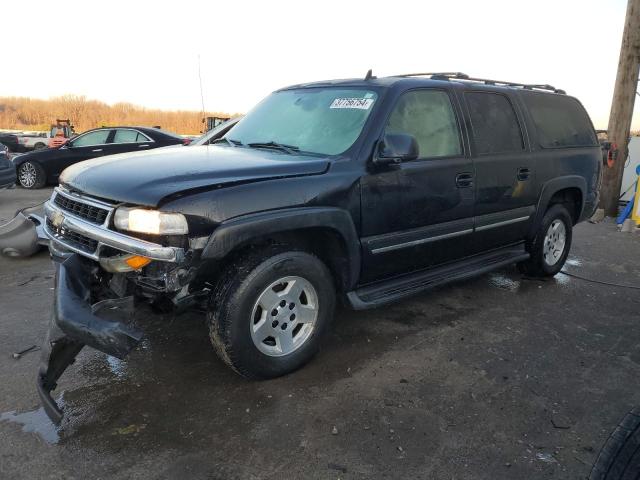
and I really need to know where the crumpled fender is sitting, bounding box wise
[0,202,48,257]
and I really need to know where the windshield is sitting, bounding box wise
[225,88,378,156]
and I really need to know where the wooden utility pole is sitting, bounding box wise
[600,0,640,217]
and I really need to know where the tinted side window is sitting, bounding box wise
[71,130,111,147]
[522,93,597,148]
[112,129,150,143]
[386,90,461,158]
[466,92,524,154]
[113,129,140,143]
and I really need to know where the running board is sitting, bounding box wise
[347,245,530,310]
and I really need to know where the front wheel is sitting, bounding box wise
[590,407,640,479]
[17,161,46,189]
[208,247,336,379]
[518,204,573,277]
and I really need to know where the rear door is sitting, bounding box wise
[360,88,474,283]
[52,129,112,178]
[108,128,155,155]
[462,90,536,252]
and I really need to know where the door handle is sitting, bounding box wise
[455,172,474,188]
[138,144,149,148]
[517,167,530,181]
[91,148,103,152]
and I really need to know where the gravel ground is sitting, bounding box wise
[0,187,639,479]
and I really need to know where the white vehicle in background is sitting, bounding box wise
[16,120,75,151]
[18,132,49,151]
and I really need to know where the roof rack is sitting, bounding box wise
[392,72,566,94]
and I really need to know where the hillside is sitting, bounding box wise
[0,95,233,135]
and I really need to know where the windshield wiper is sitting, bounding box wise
[210,137,243,147]
[247,141,300,154]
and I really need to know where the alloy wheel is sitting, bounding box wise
[19,162,37,188]
[250,276,318,357]
[543,219,566,266]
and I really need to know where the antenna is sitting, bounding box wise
[364,69,374,81]
[198,54,206,132]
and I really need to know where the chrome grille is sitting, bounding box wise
[53,191,110,225]
[46,217,99,254]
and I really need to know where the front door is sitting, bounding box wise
[462,91,537,252]
[360,88,474,284]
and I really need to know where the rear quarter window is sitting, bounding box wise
[522,92,597,148]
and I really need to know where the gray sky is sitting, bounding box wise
[3,0,638,129]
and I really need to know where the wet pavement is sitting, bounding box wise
[1,187,640,479]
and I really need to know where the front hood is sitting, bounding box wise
[60,146,330,207]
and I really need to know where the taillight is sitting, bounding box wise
[182,138,192,146]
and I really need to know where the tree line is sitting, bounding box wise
[0,95,234,135]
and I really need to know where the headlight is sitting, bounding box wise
[114,207,188,235]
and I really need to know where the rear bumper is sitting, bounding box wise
[37,254,143,423]
[580,190,600,222]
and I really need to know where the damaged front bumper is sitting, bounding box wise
[37,254,143,423]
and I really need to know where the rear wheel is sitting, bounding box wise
[18,161,46,189]
[208,246,336,379]
[518,204,572,277]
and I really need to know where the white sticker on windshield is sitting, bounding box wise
[330,98,374,110]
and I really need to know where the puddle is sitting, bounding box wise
[565,256,583,267]
[555,255,582,286]
[1,401,63,444]
[106,355,127,379]
[488,273,520,292]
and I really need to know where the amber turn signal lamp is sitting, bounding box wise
[125,255,152,270]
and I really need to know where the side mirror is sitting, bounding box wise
[374,133,419,165]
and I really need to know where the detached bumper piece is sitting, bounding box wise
[0,202,48,258]
[37,254,143,423]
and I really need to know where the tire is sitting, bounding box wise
[518,204,573,277]
[33,142,46,150]
[590,407,640,480]
[208,246,336,379]
[17,161,46,189]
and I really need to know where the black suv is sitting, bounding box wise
[37,72,601,422]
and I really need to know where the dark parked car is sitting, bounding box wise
[0,133,23,153]
[37,72,601,422]
[13,126,187,189]
[0,144,16,188]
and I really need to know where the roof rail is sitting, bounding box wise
[392,72,566,94]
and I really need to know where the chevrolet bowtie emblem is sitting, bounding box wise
[51,210,65,228]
